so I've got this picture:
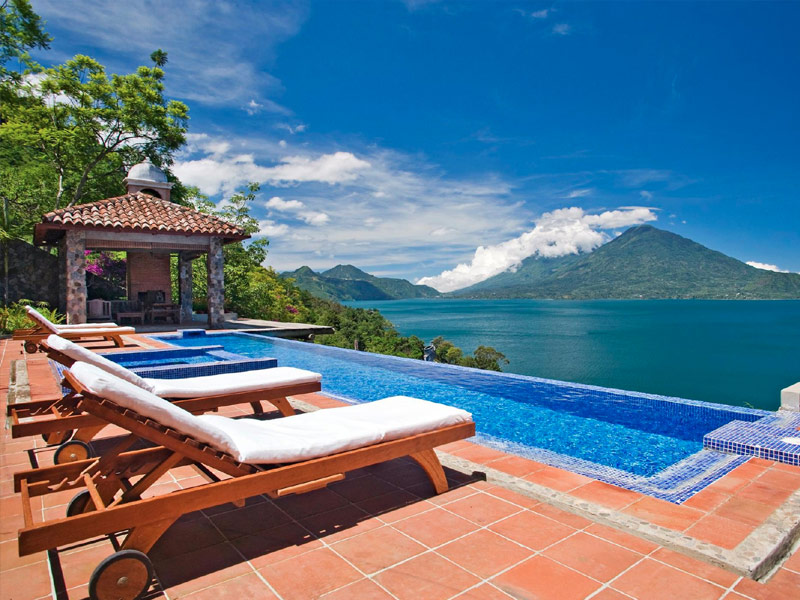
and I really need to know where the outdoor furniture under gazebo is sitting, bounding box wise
[32,161,248,327]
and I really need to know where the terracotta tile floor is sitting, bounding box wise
[1,338,799,600]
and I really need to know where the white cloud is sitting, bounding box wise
[256,219,289,238]
[33,0,307,108]
[174,151,371,196]
[531,9,551,19]
[300,211,330,226]
[266,196,304,211]
[431,227,456,237]
[277,123,308,135]
[262,152,371,185]
[552,23,572,36]
[565,188,592,199]
[245,99,263,115]
[417,206,658,292]
[746,261,789,273]
[640,190,654,200]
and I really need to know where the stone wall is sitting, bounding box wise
[0,239,59,307]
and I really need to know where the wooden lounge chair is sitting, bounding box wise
[13,306,135,353]
[14,362,475,600]
[7,335,321,463]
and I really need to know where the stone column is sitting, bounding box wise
[178,251,194,324]
[57,238,67,314]
[64,230,87,323]
[206,238,225,329]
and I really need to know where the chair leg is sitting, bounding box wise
[270,397,296,417]
[409,449,449,495]
[122,517,177,554]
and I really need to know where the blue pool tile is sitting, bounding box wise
[151,330,776,503]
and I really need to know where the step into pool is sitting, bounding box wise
[154,331,771,502]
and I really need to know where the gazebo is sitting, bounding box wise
[33,161,249,328]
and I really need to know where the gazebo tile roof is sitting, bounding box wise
[35,193,247,241]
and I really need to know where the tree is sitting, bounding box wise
[430,335,508,371]
[0,0,51,86]
[2,51,188,209]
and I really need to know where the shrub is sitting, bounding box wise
[0,300,63,334]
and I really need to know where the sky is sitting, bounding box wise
[30,0,800,291]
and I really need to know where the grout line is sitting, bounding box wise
[197,509,285,600]
[441,451,800,580]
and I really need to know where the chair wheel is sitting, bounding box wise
[41,430,74,446]
[54,439,94,464]
[89,549,153,600]
[66,490,93,517]
[24,340,38,354]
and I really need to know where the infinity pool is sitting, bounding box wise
[154,331,770,501]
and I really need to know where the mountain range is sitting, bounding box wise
[281,264,439,301]
[453,225,800,299]
[282,226,800,301]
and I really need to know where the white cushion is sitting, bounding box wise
[199,396,472,464]
[47,335,155,392]
[57,322,119,328]
[69,362,241,456]
[26,306,58,332]
[57,326,135,335]
[25,305,117,329]
[147,367,322,398]
[69,362,472,465]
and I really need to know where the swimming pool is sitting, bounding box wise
[106,346,224,368]
[154,331,770,501]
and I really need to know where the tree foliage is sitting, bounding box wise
[1,3,189,246]
[0,0,51,86]
[430,336,508,371]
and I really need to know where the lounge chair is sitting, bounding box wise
[7,335,322,463]
[14,362,474,600]
[13,306,135,353]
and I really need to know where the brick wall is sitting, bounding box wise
[127,251,172,300]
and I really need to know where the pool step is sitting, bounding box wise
[703,414,800,467]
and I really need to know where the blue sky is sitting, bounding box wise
[31,1,800,290]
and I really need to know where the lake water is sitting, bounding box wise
[345,299,800,411]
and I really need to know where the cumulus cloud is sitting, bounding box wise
[300,211,330,226]
[266,196,304,211]
[531,9,551,19]
[746,261,789,273]
[173,150,371,196]
[417,206,658,292]
[256,219,289,238]
[263,152,371,185]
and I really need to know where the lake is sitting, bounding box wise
[345,299,800,411]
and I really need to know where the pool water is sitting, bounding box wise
[156,332,768,486]
[111,355,216,369]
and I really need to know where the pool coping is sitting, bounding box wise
[288,394,800,580]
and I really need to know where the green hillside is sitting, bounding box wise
[282,264,439,301]
[454,225,800,299]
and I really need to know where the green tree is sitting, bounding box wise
[0,0,51,86]
[2,51,188,209]
[430,336,508,371]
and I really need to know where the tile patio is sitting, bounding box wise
[1,337,798,600]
